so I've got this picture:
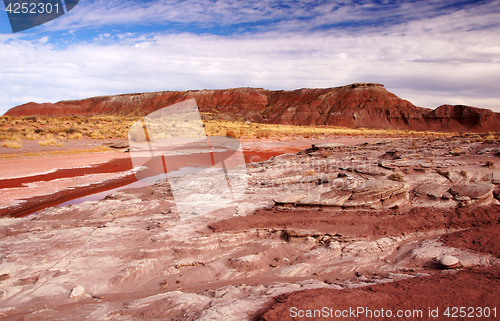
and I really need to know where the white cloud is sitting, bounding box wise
[38,36,49,44]
[1,0,499,114]
[44,0,500,33]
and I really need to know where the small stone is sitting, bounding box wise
[273,192,306,204]
[448,172,463,184]
[414,182,450,199]
[382,149,402,159]
[344,181,408,208]
[378,161,396,170]
[440,255,459,268]
[312,142,345,150]
[450,183,494,199]
[492,172,500,185]
[442,192,453,200]
[69,285,85,299]
[355,165,390,176]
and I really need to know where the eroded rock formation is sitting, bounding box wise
[5,83,499,132]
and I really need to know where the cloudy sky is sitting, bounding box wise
[0,0,499,114]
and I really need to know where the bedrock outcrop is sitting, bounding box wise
[5,83,499,132]
[1,136,500,320]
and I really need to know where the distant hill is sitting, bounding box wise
[4,83,499,133]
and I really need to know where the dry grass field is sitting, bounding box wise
[202,118,455,139]
[1,114,498,153]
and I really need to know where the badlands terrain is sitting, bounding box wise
[1,83,500,320]
[6,83,500,133]
[1,134,500,320]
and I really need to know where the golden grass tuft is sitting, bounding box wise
[451,147,462,156]
[68,133,83,140]
[1,140,22,149]
[38,138,57,146]
[225,129,238,138]
[37,134,63,147]
[388,173,405,182]
[302,170,317,177]
[256,129,270,139]
[24,132,38,140]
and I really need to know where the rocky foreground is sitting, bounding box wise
[1,136,500,320]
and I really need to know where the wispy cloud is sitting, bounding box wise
[35,0,500,34]
[0,0,499,114]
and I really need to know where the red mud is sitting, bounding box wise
[0,157,135,218]
[259,266,500,321]
[0,144,300,218]
[0,157,134,189]
[3,174,137,218]
[209,205,500,239]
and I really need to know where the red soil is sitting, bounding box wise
[209,205,500,239]
[440,224,500,258]
[259,266,500,321]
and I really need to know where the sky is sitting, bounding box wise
[0,0,499,115]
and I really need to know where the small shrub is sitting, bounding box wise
[388,173,405,182]
[256,130,270,139]
[225,129,238,138]
[38,138,57,147]
[24,132,38,140]
[302,170,317,177]
[90,130,106,140]
[68,133,83,140]
[481,132,496,144]
[65,128,79,134]
[24,116,37,122]
[1,140,22,149]
[451,147,462,156]
[486,160,496,168]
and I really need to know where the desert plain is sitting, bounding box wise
[1,84,500,320]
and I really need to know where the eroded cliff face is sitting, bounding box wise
[5,83,499,132]
[262,83,426,129]
[421,104,500,133]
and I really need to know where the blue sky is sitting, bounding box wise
[1,0,499,114]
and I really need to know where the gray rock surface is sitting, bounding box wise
[2,136,500,320]
[450,183,494,200]
[440,255,460,268]
[414,182,450,199]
